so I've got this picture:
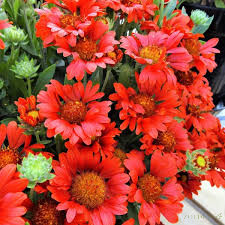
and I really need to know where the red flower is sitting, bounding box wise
[0,19,12,49]
[15,95,44,127]
[122,218,135,225]
[124,150,183,225]
[109,73,179,138]
[120,31,192,85]
[48,147,130,224]
[177,172,201,199]
[0,164,28,225]
[35,0,102,47]
[57,20,119,81]
[72,122,121,158]
[183,37,220,75]
[37,80,111,145]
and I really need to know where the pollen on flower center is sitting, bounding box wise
[70,171,106,209]
[114,148,127,167]
[175,71,194,86]
[137,174,162,203]
[0,147,20,169]
[132,94,155,117]
[184,39,200,56]
[60,100,87,124]
[60,14,80,28]
[121,0,141,6]
[74,38,97,61]
[28,110,39,120]
[154,131,176,152]
[139,45,165,64]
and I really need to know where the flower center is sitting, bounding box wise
[31,199,63,225]
[121,0,141,6]
[209,155,218,169]
[28,110,39,120]
[114,148,127,167]
[196,156,206,167]
[132,94,155,117]
[193,154,208,170]
[0,147,20,170]
[154,131,176,152]
[137,174,162,203]
[187,105,201,117]
[175,71,194,86]
[70,171,106,209]
[60,100,87,124]
[184,39,200,56]
[74,38,97,61]
[60,14,80,28]
[139,45,165,64]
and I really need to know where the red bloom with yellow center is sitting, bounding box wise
[183,36,220,75]
[124,150,184,225]
[37,80,111,145]
[15,95,44,127]
[47,147,130,224]
[0,19,12,49]
[35,0,102,47]
[120,31,192,85]
[109,73,180,138]
[56,20,119,81]
[0,164,28,225]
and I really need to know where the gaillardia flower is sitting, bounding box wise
[37,80,111,145]
[0,164,28,225]
[48,147,130,224]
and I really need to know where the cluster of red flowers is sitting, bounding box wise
[1,0,225,225]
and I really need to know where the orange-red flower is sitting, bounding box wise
[120,31,192,85]
[0,19,12,49]
[15,95,44,127]
[109,73,179,138]
[48,147,130,224]
[57,20,119,81]
[37,80,111,145]
[0,164,28,225]
[124,150,183,225]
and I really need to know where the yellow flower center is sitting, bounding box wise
[175,71,194,86]
[114,148,127,167]
[28,110,39,120]
[139,45,165,64]
[184,39,200,56]
[60,100,87,124]
[131,94,155,117]
[196,156,206,168]
[0,147,20,170]
[70,171,106,209]
[137,174,162,203]
[154,131,176,152]
[31,199,63,225]
[74,38,97,61]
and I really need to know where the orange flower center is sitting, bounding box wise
[60,100,87,124]
[114,148,127,167]
[139,45,165,64]
[121,0,141,6]
[187,105,201,117]
[154,131,176,152]
[175,71,194,86]
[0,147,20,170]
[74,38,97,61]
[70,171,106,209]
[137,174,162,203]
[184,39,200,56]
[31,199,63,225]
[132,94,155,117]
[60,14,80,28]
[28,110,39,120]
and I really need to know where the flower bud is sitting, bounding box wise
[3,26,27,45]
[191,10,209,25]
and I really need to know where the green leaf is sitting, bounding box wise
[127,203,140,225]
[13,0,20,21]
[215,0,225,8]
[91,68,103,86]
[174,116,185,123]
[0,79,4,89]
[164,0,177,18]
[1,118,16,125]
[15,79,28,97]
[119,63,133,88]
[192,16,214,34]
[64,75,75,85]
[34,64,56,95]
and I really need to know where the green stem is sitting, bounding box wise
[83,73,87,87]
[29,188,35,202]
[158,0,165,28]
[101,68,111,92]
[55,134,62,155]
[27,78,32,96]
[120,19,127,37]
[35,132,41,143]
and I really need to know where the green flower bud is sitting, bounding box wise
[17,153,55,188]
[191,10,209,25]
[3,26,27,45]
[11,55,40,79]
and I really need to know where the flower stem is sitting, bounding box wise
[35,132,41,143]
[101,68,111,93]
[27,78,32,96]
